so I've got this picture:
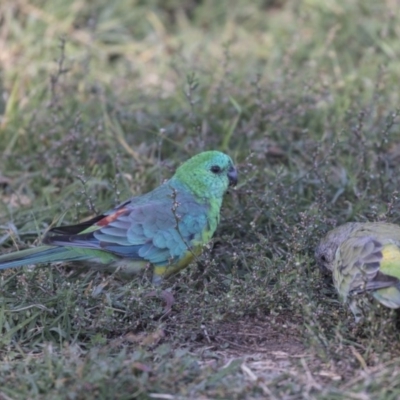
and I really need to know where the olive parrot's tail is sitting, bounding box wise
[373,286,400,309]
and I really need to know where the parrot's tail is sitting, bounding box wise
[373,285,400,309]
[0,245,91,270]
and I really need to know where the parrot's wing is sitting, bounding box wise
[44,196,209,266]
[335,236,400,297]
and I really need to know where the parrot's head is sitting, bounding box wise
[173,151,237,199]
[315,222,359,272]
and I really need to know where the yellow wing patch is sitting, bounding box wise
[380,243,400,280]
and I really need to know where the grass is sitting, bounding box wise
[1,0,400,398]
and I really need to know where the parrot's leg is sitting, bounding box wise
[145,289,175,315]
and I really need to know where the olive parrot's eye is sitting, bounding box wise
[210,165,221,173]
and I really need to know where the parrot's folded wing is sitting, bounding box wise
[369,242,400,308]
[44,194,209,266]
[339,236,400,293]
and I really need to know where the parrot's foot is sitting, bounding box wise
[145,289,175,315]
[349,297,370,323]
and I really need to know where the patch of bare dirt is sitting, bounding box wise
[199,315,304,354]
[194,315,342,390]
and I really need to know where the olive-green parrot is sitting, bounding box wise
[315,222,400,320]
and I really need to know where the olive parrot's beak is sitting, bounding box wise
[227,166,238,187]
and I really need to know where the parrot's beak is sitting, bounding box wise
[227,166,238,187]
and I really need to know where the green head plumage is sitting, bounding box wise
[171,151,237,200]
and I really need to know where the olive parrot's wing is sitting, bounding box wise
[334,235,400,300]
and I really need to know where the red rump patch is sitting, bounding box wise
[96,207,129,227]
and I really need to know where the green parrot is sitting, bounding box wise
[0,151,237,286]
[315,222,400,320]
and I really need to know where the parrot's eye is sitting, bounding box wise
[210,165,222,174]
[320,255,327,262]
